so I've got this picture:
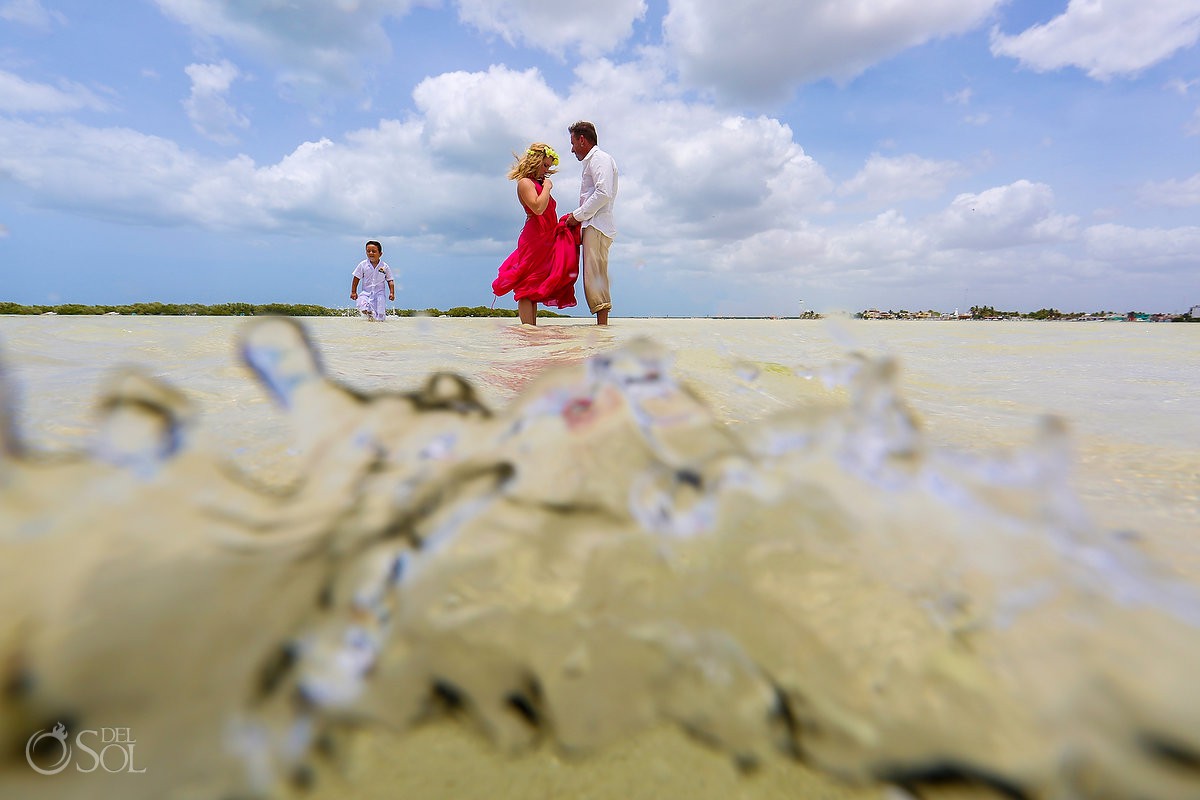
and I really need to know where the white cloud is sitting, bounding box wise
[0,115,509,240]
[542,58,835,242]
[930,180,1079,249]
[619,109,833,239]
[687,184,1097,304]
[153,0,427,99]
[839,153,967,204]
[151,0,643,103]
[1083,223,1200,271]
[0,0,65,29]
[1139,172,1200,207]
[456,0,646,57]
[3,57,1196,310]
[183,61,250,144]
[413,66,562,173]
[663,0,1002,101]
[829,210,933,268]
[1166,77,1200,94]
[0,65,576,241]
[0,60,831,253]
[678,182,1200,310]
[706,224,831,277]
[0,69,109,114]
[991,0,1200,80]
[946,88,973,105]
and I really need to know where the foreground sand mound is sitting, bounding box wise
[2,318,1198,799]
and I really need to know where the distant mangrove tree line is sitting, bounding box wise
[0,302,568,318]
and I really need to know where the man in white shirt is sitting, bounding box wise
[566,121,618,326]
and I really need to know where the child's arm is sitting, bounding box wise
[387,280,395,301]
[350,275,360,299]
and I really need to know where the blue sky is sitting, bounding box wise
[1,0,1198,317]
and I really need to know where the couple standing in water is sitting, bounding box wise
[492,121,618,326]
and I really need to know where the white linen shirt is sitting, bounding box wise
[571,147,618,239]
[353,259,393,294]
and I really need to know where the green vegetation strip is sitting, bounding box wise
[0,302,569,318]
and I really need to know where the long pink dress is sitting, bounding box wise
[492,180,580,309]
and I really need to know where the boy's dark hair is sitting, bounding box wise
[366,240,383,253]
[568,121,598,145]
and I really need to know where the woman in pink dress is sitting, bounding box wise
[492,143,580,325]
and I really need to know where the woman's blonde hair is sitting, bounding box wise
[508,142,559,181]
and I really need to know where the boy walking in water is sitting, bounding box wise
[350,240,395,321]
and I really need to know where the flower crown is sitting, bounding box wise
[528,145,559,166]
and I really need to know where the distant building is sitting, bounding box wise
[1192,305,1200,319]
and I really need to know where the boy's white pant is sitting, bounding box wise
[356,290,387,320]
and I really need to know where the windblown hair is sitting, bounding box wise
[508,143,558,181]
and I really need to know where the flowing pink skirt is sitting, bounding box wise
[493,214,580,309]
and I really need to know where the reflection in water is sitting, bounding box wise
[1,317,1198,800]
[478,323,614,396]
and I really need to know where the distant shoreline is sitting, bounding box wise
[857,308,1197,322]
[0,302,568,319]
[1,301,1196,322]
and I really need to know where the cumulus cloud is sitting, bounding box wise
[991,0,1200,79]
[152,0,645,104]
[619,110,832,238]
[0,0,65,29]
[0,70,110,114]
[153,0,427,99]
[0,60,832,256]
[455,0,646,57]
[183,61,249,144]
[663,0,1002,102]
[3,57,1197,309]
[930,180,1079,249]
[829,210,933,269]
[838,153,967,204]
[413,66,562,172]
[535,57,836,243]
[1083,223,1200,271]
[1139,171,1200,207]
[678,180,1198,311]
[0,115,504,240]
[0,65,579,240]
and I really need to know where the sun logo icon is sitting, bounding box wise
[26,721,72,775]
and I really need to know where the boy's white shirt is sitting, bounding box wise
[353,259,393,293]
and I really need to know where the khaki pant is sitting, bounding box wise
[581,226,613,315]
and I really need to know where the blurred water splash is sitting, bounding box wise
[1,317,1198,799]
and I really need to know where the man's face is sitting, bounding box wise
[570,133,589,161]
